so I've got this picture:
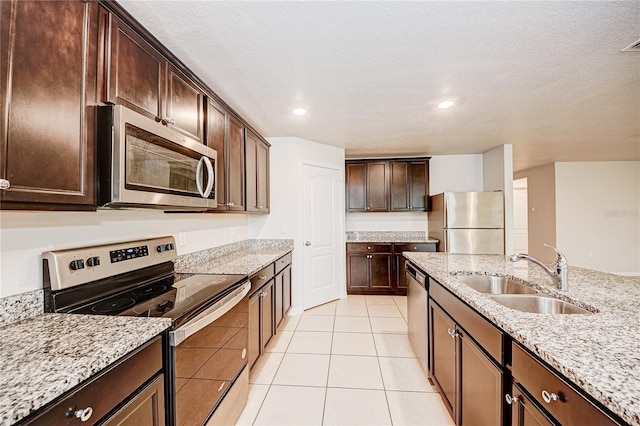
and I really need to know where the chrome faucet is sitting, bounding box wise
[508,244,569,291]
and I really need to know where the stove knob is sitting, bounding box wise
[167,243,174,251]
[69,259,85,271]
[86,256,100,267]
[157,245,166,253]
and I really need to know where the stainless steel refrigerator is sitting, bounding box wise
[428,192,505,254]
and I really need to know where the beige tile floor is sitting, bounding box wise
[237,295,454,426]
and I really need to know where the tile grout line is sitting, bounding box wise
[250,313,300,425]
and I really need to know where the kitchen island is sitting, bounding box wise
[403,252,640,425]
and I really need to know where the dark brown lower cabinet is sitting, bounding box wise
[459,331,503,426]
[429,279,504,426]
[248,279,274,370]
[509,383,556,426]
[510,342,620,426]
[274,264,292,329]
[430,302,457,418]
[102,375,165,426]
[346,250,393,294]
[24,337,164,425]
[347,242,436,295]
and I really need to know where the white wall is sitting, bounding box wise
[555,161,640,275]
[0,210,248,297]
[249,137,346,313]
[483,145,514,254]
[429,155,484,194]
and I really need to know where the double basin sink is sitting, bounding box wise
[454,275,592,315]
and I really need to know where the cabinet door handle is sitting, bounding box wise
[505,394,521,405]
[542,390,559,403]
[226,202,235,207]
[218,381,226,392]
[67,406,93,422]
[305,241,311,246]
[447,328,459,338]
[258,205,264,209]
[259,275,267,280]
[0,179,9,190]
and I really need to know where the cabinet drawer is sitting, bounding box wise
[511,343,619,425]
[394,243,437,252]
[250,264,275,289]
[26,337,163,425]
[429,278,504,365]
[275,252,292,273]
[346,243,392,253]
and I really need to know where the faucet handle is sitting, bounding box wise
[543,244,567,265]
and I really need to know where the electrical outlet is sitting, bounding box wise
[588,251,593,258]
[281,224,288,234]
[178,232,187,247]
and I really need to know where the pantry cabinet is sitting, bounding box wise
[0,0,99,209]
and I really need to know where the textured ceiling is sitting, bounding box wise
[118,1,640,171]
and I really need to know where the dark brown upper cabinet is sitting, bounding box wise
[346,161,389,212]
[390,160,429,211]
[245,130,269,213]
[346,158,429,213]
[104,11,204,143]
[0,0,99,209]
[207,98,245,212]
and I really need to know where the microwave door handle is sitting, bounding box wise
[195,157,206,197]
[202,156,214,198]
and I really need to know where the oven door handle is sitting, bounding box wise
[170,281,250,347]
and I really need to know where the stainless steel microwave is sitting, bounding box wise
[97,105,217,210]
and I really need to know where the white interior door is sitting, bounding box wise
[303,164,342,309]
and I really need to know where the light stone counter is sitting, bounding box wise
[0,314,172,425]
[346,231,438,243]
[403,252,640,426]
[175,239,294,276]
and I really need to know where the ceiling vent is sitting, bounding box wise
[621,38,640,52]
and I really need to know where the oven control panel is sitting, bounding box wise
[110,245,150,263]
[43,236,177,291]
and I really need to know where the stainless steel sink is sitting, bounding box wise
[455,275,538,295]
[489,295,593,315]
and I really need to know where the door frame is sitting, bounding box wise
[293,160,346,314]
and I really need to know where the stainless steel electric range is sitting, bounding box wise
[43,236,250,426]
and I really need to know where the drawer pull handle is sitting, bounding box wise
[242,348,247,359]
[542,390,559,403]
[218,381,226,392]
[505,394,521,405]
[447,328,458,338]
[68,407,93,422]
[259,275,267,280]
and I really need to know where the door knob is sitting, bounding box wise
[305,241,311,246]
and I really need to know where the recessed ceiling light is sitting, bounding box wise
[292,108,306,116]
[438,101,454,109]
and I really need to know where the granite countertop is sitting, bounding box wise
[175,239,294,276]
[346,231,438,243]
[0,313,172,425]
[403,252,640,426]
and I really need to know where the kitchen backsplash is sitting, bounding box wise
[345,212,428,232]
[0,289,43,327]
